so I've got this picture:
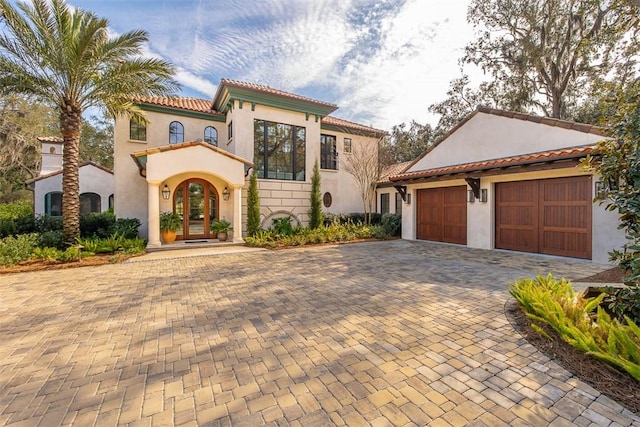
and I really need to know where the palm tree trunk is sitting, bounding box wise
[60,100,82,243]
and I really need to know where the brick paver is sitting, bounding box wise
[1,240,638,426]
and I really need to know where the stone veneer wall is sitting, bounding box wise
[241,178,312,235]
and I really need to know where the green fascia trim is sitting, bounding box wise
[216,86,337,117]
[138,103,226,122]
[321,123,383,138]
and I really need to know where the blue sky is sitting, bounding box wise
[49,0,478,130]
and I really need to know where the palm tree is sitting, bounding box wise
[0,0,179,241]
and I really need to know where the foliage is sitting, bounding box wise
[342,140,382,224]
[581,79,640,285]
[510,274,640,381]
[31,246,62,262]
[380,213,402,237]
[159,211,181,232]
[112,218,141,239]
[245,221,379,248]
[0,0,179,241]
[38,230,64,249]
[210,219,232,233]
[247,171,261,237]
[323,212,383,226]
[309,160,323,229]
[0,233,38,266]
[270,216,295,236]
[80,115,114,169]
[79,211,116,238]
[381,120,435,165]
[0,200,32,221]
[462,0,637,119]
[603,286,640,325]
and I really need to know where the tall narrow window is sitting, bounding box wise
[380,193,390,215]
[130,120,146,141]
[344,138,352,153]
[44,192,62,216]
[254,119,305,181]
[228,121,233,142]
[395,192,402,214]
[321,134,337,170]
[204,126,218,146]
[169,121,184,144]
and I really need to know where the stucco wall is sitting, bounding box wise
[407,113,605,173]
[402,168,626,265]
[33,166,114,216]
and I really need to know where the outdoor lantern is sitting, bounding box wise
[480,189,488,203]
[162,184,170,200]
[468,189,475,203]
[222,187,230,201]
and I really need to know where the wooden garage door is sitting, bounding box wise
[417,186,467,245]
[495,176,592,259]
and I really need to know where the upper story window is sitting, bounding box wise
[228,121,233,143]
[254,119,306,181]
[169,121,184,144]
[321,134,337,170]
[344,138,352,153]
[204,126,218,146]
[130,120,146,141]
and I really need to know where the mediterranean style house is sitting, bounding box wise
[26,137,114,217]
[113,79,385,246]
[389,107,626,264]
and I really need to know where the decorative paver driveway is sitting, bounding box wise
[1,240,638,426]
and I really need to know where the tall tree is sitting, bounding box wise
[309,161,323,229]
[343,139,382,224]
[0,95,57,202]
[388,120,435,163]
[246,171,260,236]
[463,0,637,119]
[0,0,179,241]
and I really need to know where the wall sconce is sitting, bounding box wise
[405,193,411,205]
[480,189,488,203]
[162,184,170,200]
[468,190,475,203]
[222,187,230,201]
[595,181,605,197]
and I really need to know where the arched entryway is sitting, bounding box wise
[174,178,219,239]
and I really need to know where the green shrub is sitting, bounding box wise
[101,233,124,253]
[603,286,640,325]
[59,247,80,262]
[38,230,64,249]
[0,219,17,238]
[0,233,39,266]
[113,218,141,239]
[76,237,102,253]
[80,211,116,238]
[31,247,63,262]
[271,216,294,236]
[323,212,382,226]
[381,213,401,236]
[34,215,62,232]
[0,200,32,221]
[510,274,640,381]
[309,161,323,229]
[247,172,261,237]
[120,237,146,254]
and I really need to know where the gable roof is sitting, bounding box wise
[131,96,225,120]
[321,116,386,137]
[25,161,113,184]
[390,145,596,184]
[378,161,413,185]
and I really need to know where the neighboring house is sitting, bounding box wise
[390,107,626,264]
[26,137,114,217]
[114,79,385,246]
[376,161,412,215]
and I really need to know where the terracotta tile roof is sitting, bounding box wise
[390,145,596,183]
[322,116,387,137]
[25,161,113,184]
[378,161,413,184]
[131,141,253,166]
[218,79,338,109]
[131,96,224,116]
[37,136,63,143]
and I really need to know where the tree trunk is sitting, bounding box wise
[60,100,82,243]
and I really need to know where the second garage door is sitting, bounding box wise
[495,176,592,259]
[417,186,467,244]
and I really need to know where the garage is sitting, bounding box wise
[417,186,467,244]
[495,176,592,259]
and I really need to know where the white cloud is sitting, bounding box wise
[174,68,218,98]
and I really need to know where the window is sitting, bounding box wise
[395,192,402,214]
[44,192,62,216]
[323,192,332,208]
[80,193,101,215]
[108,194,114,211]
[204,126,218,146]
[344,138,352,153]
[321,134,337,170]
[169,121,184,144]
[380,193,390,215]
[254,119,305,181]
[129,120,146,141]
[228,121,233,142]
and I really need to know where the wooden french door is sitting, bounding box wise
[173,179,219,240]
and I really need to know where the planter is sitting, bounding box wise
[217,232,228,242]
[161,230,177,244]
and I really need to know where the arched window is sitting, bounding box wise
[204,126,218,146]
[44,192,62,216]
[80,193,101,215]
[108,194,114,210]
[169,121,184,144]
